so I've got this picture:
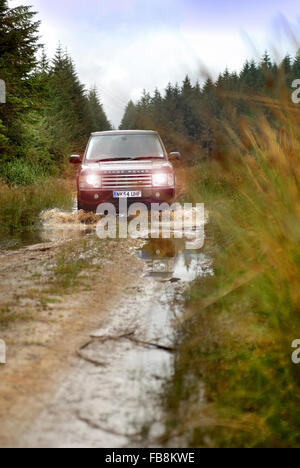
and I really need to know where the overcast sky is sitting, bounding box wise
[9,0,300,127]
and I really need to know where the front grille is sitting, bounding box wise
[102,173,152,189]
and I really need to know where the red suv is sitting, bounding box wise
[70,130,181,212]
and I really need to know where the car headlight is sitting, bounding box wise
[152,173,174,187]
[79,174,102,188]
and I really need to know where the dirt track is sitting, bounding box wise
[0,202,211,448]
[0,236,145,447]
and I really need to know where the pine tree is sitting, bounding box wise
[87,86,112,132]
[292,49,300,78]
[261,51,272,70]
[182,75,193,94]
[281,54,292,74]
[0,0,40,161]
[119,100,138,129]
[45,46,94,160]
[39,46,50,74]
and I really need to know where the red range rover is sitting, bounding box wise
[70,130,181,212]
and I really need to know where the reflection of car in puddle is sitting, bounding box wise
[137,238,213,282]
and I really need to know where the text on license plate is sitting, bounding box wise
[113,191,142,198]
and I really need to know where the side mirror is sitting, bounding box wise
[69,155,81,164]
[169,152,182,160]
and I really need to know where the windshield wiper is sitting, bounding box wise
[129,156,164,160]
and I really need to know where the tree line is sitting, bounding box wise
[0,0,111,184]
[120,51,300,160]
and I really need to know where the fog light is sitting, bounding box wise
[156,192,160,198]
[94,194,99,200]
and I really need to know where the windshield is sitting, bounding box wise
[85,134,165,161]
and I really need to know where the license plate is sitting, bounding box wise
[113,191,142,198]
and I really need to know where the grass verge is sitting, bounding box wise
[163,106,300,447]
[0,178,73,237]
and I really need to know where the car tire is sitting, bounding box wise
[77,200,84,211]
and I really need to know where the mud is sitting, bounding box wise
[14,236,211,448]
[0,205,212,448]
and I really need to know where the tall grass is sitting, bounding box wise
[0,178,72,236]
[164,94,300,447]
[1,160,49,186]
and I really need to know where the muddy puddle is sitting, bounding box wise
[9,206,212,448]
[0,203,207,251]
[0,200,97,250]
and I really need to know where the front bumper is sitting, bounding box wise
[78,187,176,211]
